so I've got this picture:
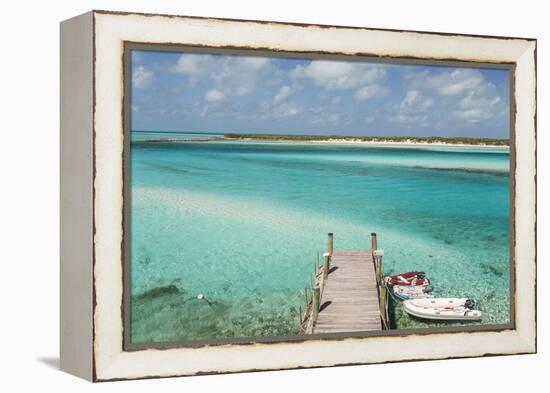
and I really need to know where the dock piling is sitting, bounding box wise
[323,252,330,281]
[328,233,334,256]
[371,232,377,253]
[378,254,384,284]
[312,285,320,324]
[377,253,388,328]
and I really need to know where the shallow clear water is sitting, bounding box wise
[129,134,510,344]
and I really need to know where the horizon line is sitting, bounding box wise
[131,129,509,140]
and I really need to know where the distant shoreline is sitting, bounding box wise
[223,134,509,148]
[248,139,509,148]
[134,132,509,148]
[132,130,222,135]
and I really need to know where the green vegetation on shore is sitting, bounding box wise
[224,133,509,146]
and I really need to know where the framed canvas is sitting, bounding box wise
[60,10,537,381]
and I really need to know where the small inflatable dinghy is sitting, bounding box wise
[403,298,481,321]
[393,284,433,301]
[385,271,429,286]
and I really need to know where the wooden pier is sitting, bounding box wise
[300,233,390,334]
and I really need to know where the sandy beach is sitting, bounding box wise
[223,137,510,149]
[310,139,509,148]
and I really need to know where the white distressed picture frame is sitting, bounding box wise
[60,10,536,381]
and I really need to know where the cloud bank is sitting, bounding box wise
[131,51,509,138]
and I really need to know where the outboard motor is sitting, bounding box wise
[422,285,433,293]
[417,272,426,280]
[464,298,476,310]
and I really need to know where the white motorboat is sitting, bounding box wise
[403,298,482,321]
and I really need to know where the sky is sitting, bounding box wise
[131,50,510,138]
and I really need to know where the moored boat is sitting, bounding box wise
[393,284,433,301]
[403,298,481,321]
[385,271,429,286]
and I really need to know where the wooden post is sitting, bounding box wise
[327,233,334,256]
[378,287,386,329]
[379,254,384,283]
[323,253,330,281]
[384,285,390,328]
[373,255,380,285]
[380,285,387,329]
[371,233,380,285]
[376,253,388,329]
[317,252,320,269]
[312,285,320,323]
[374,254,383,285]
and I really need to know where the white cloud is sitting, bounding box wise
[408,68,485,97]
[274,85,292,103]
[453,108,485,123]
[458,90,501,109]
[173,54,272,97]
[400,90,419,108]
[399,68,507,126]
[354,85,388,102]
[204,88,225,102]
[388,90,434,126]
[132,65,153,89]
[249,101,303,121]
[291,60,386,90]
[389,113,430,125]
[237,57,270,70]
[213,56,273,96]
[438,69,485,96]
[172,54,215,80]
[331,96,341,105]
[273,102,303,118]
[310,110,343,125]
[451,78,504,124]
[399,90,433,112]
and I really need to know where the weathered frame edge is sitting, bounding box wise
[59,10,95,381]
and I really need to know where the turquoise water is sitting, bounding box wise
[129,133,510,344]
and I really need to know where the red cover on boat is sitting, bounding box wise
[385,271,428,286]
